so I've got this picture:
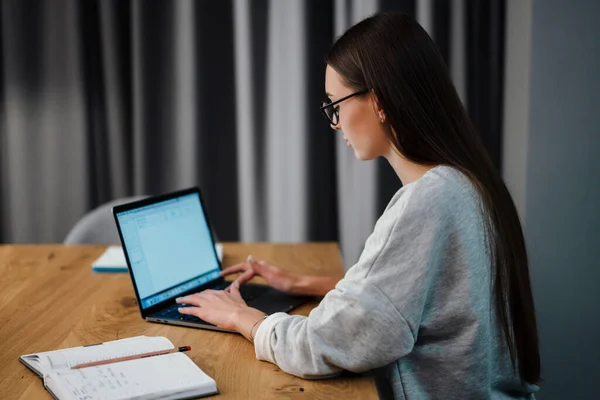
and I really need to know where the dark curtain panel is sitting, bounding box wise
[466,0,506,170]
[79,0,133,207]
[379,0,416,17]
[432,0,452,66]
[305,0,338,241]
[247,0,268,239]
[193,1,239,240]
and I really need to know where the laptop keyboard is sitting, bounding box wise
[154,304,201,323]
[152,304,202,322]
[151,284,270,323]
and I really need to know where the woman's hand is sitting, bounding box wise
[176,283,265,334]
[221,256,299,294]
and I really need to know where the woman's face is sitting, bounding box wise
[325,65,390,160]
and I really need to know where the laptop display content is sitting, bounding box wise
[113,188,309,332]
[115,193,221,310]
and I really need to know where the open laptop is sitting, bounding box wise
[112,187,308,332]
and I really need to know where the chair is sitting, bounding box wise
[63,196,148,244]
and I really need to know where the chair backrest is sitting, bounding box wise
[63,196,148,244]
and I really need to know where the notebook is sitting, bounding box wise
[92,244,223,273]
[19,336,218,400]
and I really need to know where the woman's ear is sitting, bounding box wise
[370,91,386,123]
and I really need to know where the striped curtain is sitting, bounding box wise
[0,0,505,270]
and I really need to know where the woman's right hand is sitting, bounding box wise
[222,256,299,294]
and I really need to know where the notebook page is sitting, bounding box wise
[46,352,216,400]
[20,336,146,376]
[94,246,127,266]
[92,246,128,270]
[43,336,173,372]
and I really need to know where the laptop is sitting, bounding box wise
[112,187,309,332]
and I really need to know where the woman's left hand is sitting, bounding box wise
[176,283,264,334]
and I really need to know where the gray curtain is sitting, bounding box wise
[0,0,505,268]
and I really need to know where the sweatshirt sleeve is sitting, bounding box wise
[254,179,455,379]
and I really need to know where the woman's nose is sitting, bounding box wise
[331,122,342,131]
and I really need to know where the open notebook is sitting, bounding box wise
[19,336,218,400]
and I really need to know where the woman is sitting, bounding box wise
[177,12,541,399]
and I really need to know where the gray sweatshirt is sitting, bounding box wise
[254,165,540,399]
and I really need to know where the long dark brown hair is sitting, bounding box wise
[326,12,540,384]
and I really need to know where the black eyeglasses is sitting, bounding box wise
[320,89,369,126]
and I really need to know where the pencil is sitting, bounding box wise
[71,346,191,369]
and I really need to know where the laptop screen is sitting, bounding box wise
[115,192,221,309]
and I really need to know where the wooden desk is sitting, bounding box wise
[0,243,377,399]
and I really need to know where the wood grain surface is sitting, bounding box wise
[0,243,377,399]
